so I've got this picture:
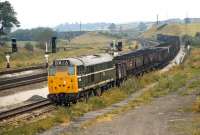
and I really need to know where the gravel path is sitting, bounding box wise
[73,94,195,135]
[0,85,48,108]
[0,81,47,97]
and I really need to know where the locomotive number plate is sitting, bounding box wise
[54,60,70,66]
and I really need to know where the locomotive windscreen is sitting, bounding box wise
[49,60,75,76]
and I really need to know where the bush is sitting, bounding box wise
[24,42,34,52]
[191,38,200,47]
[193,97,200,112]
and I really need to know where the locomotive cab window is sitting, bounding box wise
[48,66,56,76]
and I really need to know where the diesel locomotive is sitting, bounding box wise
[47,36,180,105]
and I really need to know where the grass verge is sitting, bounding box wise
[164,47,200,135]
[81,70,190,128]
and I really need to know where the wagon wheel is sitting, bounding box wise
[78,92,84,102]
[101,87,105,94]
[94,89,102,96]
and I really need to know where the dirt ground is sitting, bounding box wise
[0,81,47,97]
[70,92,197,135]
[0,82,48,108]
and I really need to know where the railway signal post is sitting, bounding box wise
[44,53,49,68]
[51,37,57,53]
[5,54,10,68]
[11,38,17,53]
[45,42,51,68]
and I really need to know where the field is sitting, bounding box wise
[142,23,200,39]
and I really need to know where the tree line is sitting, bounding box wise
[9,28,85,42]
[0,1,20,42]
[9,27,55,41]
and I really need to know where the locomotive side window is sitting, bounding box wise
[77,66,84,75]
[68,66,75,75]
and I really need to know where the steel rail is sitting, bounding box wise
[0,99,52,121]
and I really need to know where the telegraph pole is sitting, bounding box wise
[156,14,159,25]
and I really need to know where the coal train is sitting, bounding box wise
[47,35,180,105]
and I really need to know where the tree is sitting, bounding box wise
[0,1,20,36]
[32,27,54,49]
[9,28,55,42]
[9,29,32,41]
[108,23,116,32]
[32,28,54,42]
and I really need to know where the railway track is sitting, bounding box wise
[0,72,47,91]
[0,99,52,121]
[0,64,46,76]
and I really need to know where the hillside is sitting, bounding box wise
[142,23,200,39]
[71,32,116,47]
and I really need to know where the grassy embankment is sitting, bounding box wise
[0,32,118,69]
[1,46,200,135]
[142,23,200,39]
[168,47,200,135]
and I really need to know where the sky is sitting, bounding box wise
[4,0,200,29]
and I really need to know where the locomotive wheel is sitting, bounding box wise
[101,87,105,94]
[112,82,115,87]
[84,91,89,102]
[89,90,95,97]
[64,102,71,107]
[72,100,77,104]
[105,85,109,90]
[141,72,144,76]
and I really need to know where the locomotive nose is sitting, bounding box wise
[48,71,78,94]
[48,75,67,93]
